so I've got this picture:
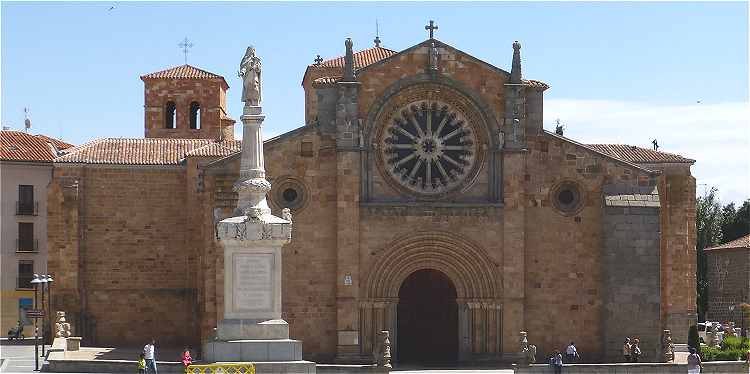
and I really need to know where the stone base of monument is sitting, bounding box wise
[203,319,316,373]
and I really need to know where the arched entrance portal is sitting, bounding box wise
[397,269,458,365]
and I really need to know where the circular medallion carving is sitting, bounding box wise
[550,180,584,216]
[373,84,487,199]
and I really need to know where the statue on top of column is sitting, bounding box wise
[239,46,262,106]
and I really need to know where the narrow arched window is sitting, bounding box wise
[165,101,176,129]
[190,101,201,130]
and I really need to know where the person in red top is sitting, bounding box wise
[181,348,193,373]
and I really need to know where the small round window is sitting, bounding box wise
[272,178,308,212]
[551,181,584,216]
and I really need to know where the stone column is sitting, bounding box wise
[203,47,314,371]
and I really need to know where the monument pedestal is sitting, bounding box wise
[203,214,316,373]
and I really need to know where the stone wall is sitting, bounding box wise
[601,185,661,361]
[706,247,750,323]
[522,133,659,361]
[48,165,198,347]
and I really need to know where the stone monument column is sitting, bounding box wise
[203,46,315,373]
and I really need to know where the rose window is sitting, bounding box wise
[381,100,477,195]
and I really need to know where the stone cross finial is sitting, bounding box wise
[374,35,381,47]
[425,20,438,39]
[314,55,323,65]
[178,37,194,65]
[511,40,522,84]
[343,38,355,81]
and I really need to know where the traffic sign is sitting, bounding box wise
[25,309,44,318]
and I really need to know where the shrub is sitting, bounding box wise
[720,336,749,351]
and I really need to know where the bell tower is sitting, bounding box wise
[140,64,235,140]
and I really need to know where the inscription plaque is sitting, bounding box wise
[233,253,274,311]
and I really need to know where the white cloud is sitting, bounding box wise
[544,99,750,204]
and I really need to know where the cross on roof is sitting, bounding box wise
[178,37,194,65]
[425,20,438,39]
[314,55,323,65]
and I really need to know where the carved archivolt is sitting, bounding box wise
[364,231,500,300]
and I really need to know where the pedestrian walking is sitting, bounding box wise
[552,349,563,374]
[181,347,193,373]
[623,337,632,362]
[687,347,703,374]
[143,338,158,374]
[631,338,642,363]
[565,341,580,363]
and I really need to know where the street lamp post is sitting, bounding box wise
[46,275,54,345]
[39,275,48,357]
[30,274,41,372]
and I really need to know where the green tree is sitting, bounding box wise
[696,187,723,321]
[721,200,750,243]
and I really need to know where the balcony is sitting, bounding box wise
[16,239,38,253]
[16,201,38,216]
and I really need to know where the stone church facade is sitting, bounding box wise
[48,32,697,364]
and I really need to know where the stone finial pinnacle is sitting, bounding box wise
[343,37,356,81]
[511,40,522,84]
[374,36,382,47]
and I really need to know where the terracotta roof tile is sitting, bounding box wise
[185,140,242,157]
[524,79,549,90]
[586,144,695,164]
[311,47,398,70]
[140,64,229,88]
[1,131,73,162]
[54,138,240,165]
[705,234,750,251]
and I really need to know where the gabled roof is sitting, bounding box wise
[1,131,74,162]
[587,144,695,164]
[302,46,398,85]
[705,234,750,251]
[54,138,240,165]
[140,64,229,89]
[316,46,398,69]
[302,39,548,90]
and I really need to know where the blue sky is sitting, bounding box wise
[2,2,748,203]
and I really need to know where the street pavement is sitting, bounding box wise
[0,343,46,373]
[0,343,513,373]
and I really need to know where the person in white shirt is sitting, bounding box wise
[143,339,157,374]
[565,341,579,363]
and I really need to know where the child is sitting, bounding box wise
[181,347,193,372]
[137,353,146,374]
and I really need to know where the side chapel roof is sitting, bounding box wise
[704,234,750,251]
[54,138,240,165]
[587,144,695,164]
